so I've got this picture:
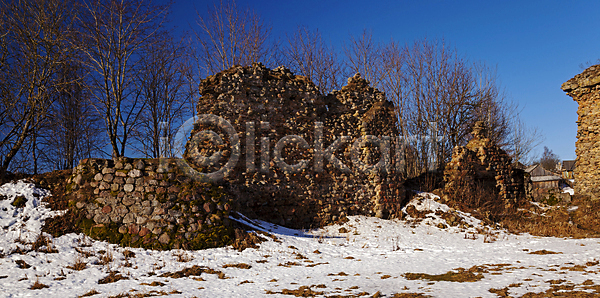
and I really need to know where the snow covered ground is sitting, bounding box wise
[1,180,600,297]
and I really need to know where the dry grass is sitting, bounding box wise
[67,256,88,271]
[97,271,129,284]
[222,263,252,269]
[403,266,485,283]
[158,265,226,279]
[15,259,31,269]
[266,286,324,297]
[173,250,191,262]
[32,234,58,253]
[78,289,100,297]
[30,279,49,290]
[529,250,561,255]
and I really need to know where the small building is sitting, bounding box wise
[525,164,562,189]
[561,160,575,179]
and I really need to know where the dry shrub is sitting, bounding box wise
[499,194,600,238]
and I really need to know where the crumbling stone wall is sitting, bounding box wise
[184,63,404,228]
[68,157,233,250]
[562,65,600,200]
[443,121,525,208]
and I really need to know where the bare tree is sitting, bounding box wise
[78,0,168,158]
[374,38,514,177]
[194,0,278,77]
[538,146,560,171]
[0,0,77,180]
[37,62,106,171]
[344,29,389,87]
[508,110,544,165]
[284,26,343,93]
[132,31,193,158]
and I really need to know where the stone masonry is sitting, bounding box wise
[68,157,233,250]
[562,64,600,200]
[443,121,525,208]
[184,63,405,228]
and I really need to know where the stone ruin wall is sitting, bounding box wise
[443,121,525,208]
[184,63,405,228]
[68,157,234,250]
[562,65,600,200]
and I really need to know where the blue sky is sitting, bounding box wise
[169,0,600,161]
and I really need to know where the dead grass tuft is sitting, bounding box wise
[15,259,31,269]
[32,234,58,253]
[67,255,88,271]
[231,229,267,252]
[98,271,129,284]
[78,289,100,297]
[266,286,324,297]
[403,266,485,282]
[159,265,225,279]
[222,263,252,269]
[528,250,561,255]
[30,279,49,290]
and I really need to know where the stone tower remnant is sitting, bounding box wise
[443,121,525,209]
[562,64,600,200]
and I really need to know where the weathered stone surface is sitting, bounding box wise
[123,213,135,224]
[183,63,404,228]
[102,167,115,174]
[101,205,112,214]
[139,227,150,237]
[123,184,134,192]
[115,205,128,215]
[123,196,136,206]
[443,121,525,208]
[73,174,83,185]
[135,160,145,170]
[563,65,600,199]
[103,173,114,183]
[94,173,103,181]
[129,169,142,178]
[158,233,170,244]
[93,214,110,224]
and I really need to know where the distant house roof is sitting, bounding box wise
[512,161,526,170]
[526,164,562,181]
[524,164,538,173]
[531,175,562,182]
[562,160,575,171]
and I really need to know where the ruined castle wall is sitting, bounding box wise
[184,63,405,228]
[68,157,233,250]
[443,122,525,208]
[562,65,600,199]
